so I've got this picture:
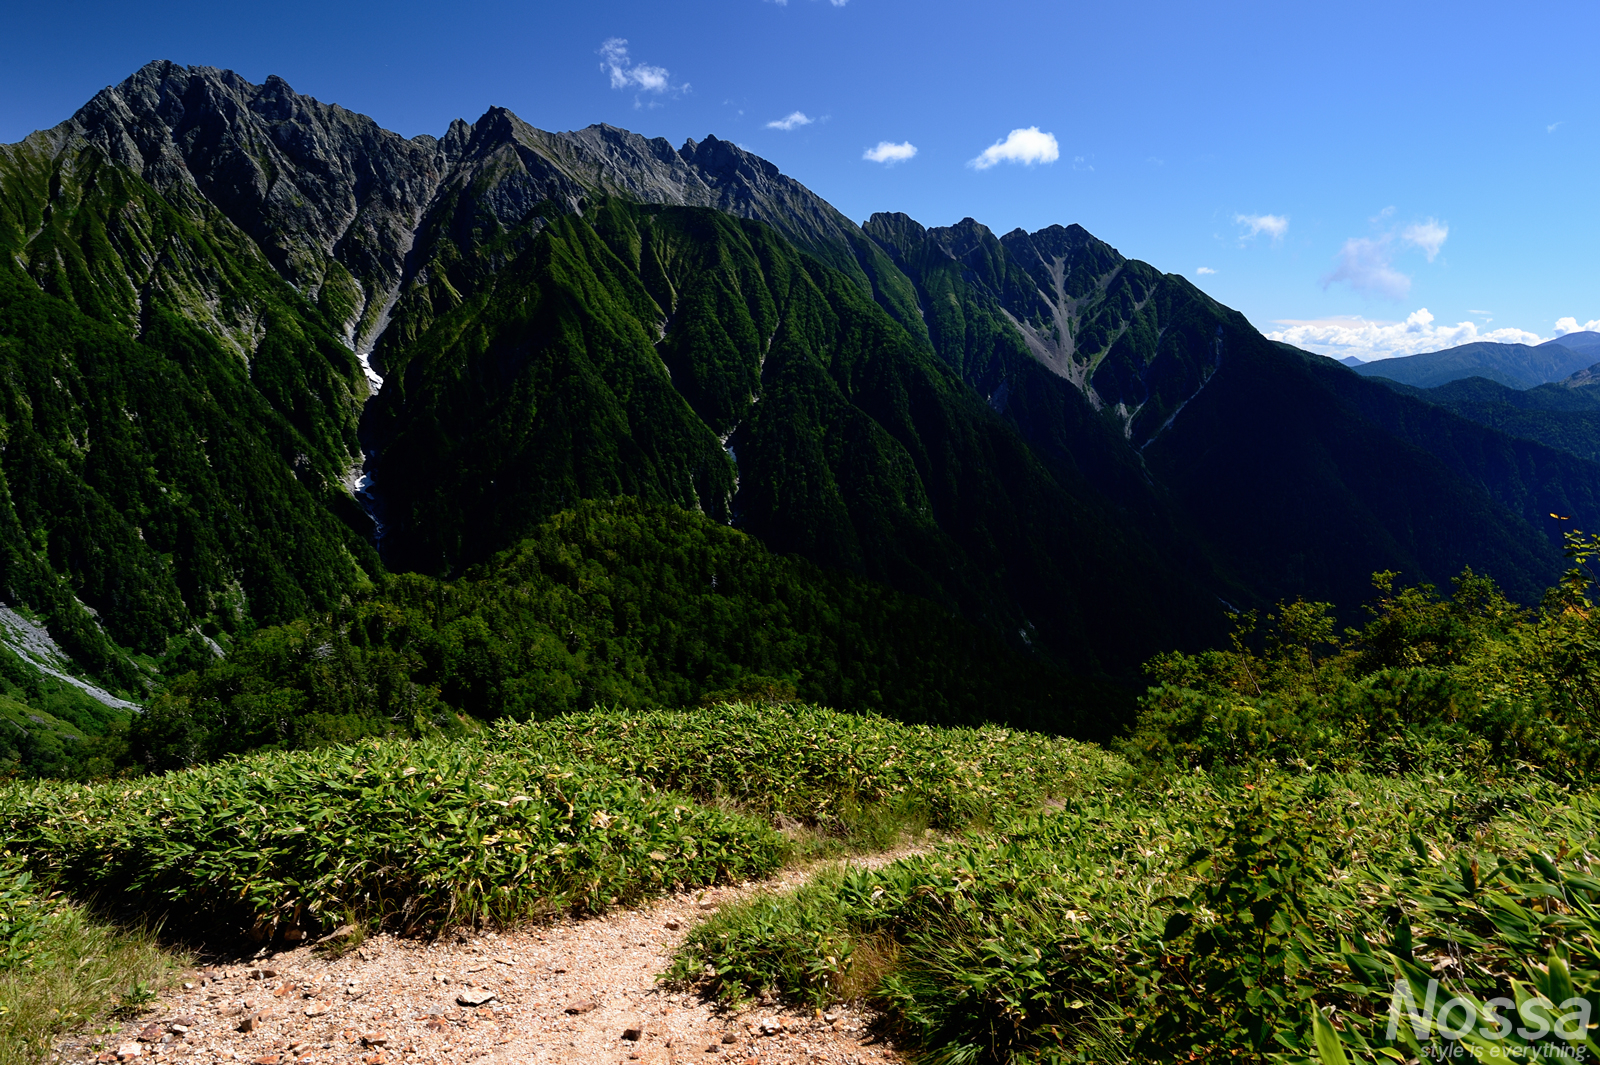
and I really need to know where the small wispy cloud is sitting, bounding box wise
[599,38,685,103]
[1323,235,1412,300]
[969,127,1059,170]
[1195,267,1217,275]
[1072,155,1094,172]
[1235,213,1289,242]
[766,111,814,131]
[1321,213,1449,300]
[1402,218,1448,262]
[1549,121,1565,133]
[863,141,917,164]
[1468,309,1493,317]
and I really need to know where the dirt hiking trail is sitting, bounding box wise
[57,852,919,1065]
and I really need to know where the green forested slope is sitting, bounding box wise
[366,199,1224,674]
[0,130,381,701]
[855,213,1600,618]
[129,498,1090,771]
[1146,340,1590,610]
[1375,373,1600,465]
[7,62,1600,755]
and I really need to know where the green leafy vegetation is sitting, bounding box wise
[0,732,784,940]
[667,535,1600,1063]
[0,858,181,1065]
[1127,538,1600,783]
[507,703,1117,829]
[2,705,1092,942]
[367,197,1226,676]
[0,145,381,701]
[675,757,1596,1063]
[0,641,130,780]
[127,498,1093,772]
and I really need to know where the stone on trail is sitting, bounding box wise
[455,988,496,1007]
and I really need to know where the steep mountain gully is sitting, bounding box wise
[55,851,921,1065]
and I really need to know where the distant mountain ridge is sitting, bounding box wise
[3,60,1599,725]
[1352,335,1600,389]
[1368,357,1600,465]
[1542,331,1600,359]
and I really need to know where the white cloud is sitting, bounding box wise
[863,141,917,164]
[968,127,1060,170]
[1235,213,1289,242]
[1195,267,1216,275]
[1554,317,1600,335]
[1322,235,1412,300]
[599,38,679,96]
[1267,308,1548,361]
[1549,121,1565,133]
[1402,218,1448,262]
[1322,213,1449,300]
[766,111,814,131]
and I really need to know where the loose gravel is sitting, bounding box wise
[54,855,917,1065]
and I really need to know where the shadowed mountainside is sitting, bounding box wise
[1,61,1597,725]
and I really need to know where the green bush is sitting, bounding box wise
[0,859,55,973]
[671,769,1600,1064]
[130,499,1092,772]
[0,734,783,940]
[3,704,1100,945]
[1124,554,1600,783]
[497,703,1116,827]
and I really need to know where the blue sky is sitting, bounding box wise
[2,0,1595,360]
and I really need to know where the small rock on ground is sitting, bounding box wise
[53,851,920,1065]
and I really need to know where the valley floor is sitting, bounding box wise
[56,852,920,1065]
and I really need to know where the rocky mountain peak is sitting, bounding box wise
[13,62,892,349]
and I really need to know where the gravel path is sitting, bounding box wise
[58,852,918,1065]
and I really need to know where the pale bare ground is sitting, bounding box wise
[55,847,924,1065]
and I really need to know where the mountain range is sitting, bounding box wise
[4,61,1600,740]
[1349,333,1600,389]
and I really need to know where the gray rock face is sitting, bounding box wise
[41,61,870,354]
[64,62,462,349]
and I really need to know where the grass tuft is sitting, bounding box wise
[0,896,182,1065]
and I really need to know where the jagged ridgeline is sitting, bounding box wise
[3,61,1600,761]
[0,87,384,698]
[363,196,1218,675]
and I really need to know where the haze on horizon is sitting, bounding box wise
[1,0,1594,362]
